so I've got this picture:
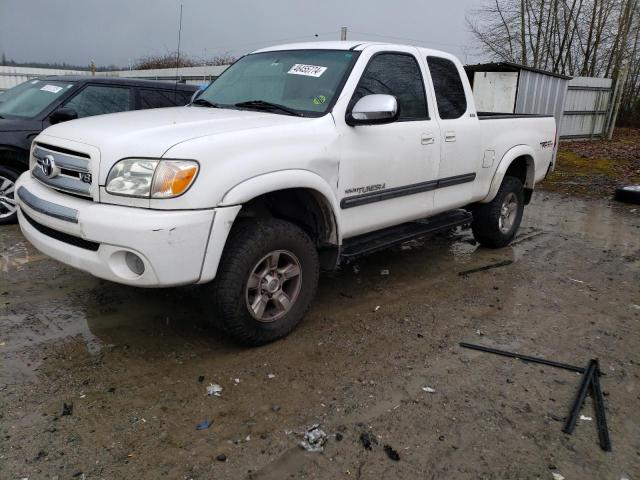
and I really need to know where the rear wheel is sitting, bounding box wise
[471,176,524,248]
[207,219,319,346]
[0,165,19,225]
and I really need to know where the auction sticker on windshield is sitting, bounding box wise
[288,64,327,77]
[40,84,63,94]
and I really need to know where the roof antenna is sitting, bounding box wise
[173,4,183,100]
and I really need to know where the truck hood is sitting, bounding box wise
[40,106,310,161]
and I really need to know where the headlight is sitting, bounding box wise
[106,159,199,198]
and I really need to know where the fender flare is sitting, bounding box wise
[220,169,342,241]
[481,145,536,203]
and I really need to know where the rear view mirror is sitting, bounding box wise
[347,94,399,126]
[50,108,78,125]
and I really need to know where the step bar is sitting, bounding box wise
[340,209,472,261]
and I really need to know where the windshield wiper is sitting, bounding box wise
[192,98,220,108]
[233,100,302,117]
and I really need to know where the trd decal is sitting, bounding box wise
[344,183,386,195]
[540,140,554,149]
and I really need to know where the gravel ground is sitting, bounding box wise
[1,192,639,479]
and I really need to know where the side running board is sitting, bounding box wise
[340,209,472,261]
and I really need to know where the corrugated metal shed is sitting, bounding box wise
[0,65,230,92]
[560,77,612,139]
[0,66,89,90]
[465,62,570,127]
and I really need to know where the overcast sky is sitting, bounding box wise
[0,0,482,67]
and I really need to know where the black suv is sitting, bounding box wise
[0,76,198,223]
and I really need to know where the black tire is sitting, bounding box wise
[207,219,319,346]
[0,165,20,225]
[471,176,524,248]
[613,185,640,205]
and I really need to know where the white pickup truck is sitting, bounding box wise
[15,41,557,345]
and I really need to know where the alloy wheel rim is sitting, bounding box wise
[498,192,518,234]
[245,249,302,322]
[0,175,16,219]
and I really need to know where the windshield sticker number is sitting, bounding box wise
[40,84,63,94]
[288,64,327,78]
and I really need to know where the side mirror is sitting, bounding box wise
[50,108,78,125]
[346,94,399,126]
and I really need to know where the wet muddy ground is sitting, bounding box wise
[1,192,639,479]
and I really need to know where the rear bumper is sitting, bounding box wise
[15,173,216,287]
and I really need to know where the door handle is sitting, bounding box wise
[421,134,435,145]
[445,131,456,142]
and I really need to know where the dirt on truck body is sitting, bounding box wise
[1,191,639,479]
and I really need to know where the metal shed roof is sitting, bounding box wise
[464,62,572,80]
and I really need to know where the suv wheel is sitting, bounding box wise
[0,165,19,225]
[471,176,524,248]
[208,219,319,346]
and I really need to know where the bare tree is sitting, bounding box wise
[467,0,640,125]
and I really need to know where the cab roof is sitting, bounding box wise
[252,41,452,59]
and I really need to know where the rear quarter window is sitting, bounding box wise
[427,56,467,120]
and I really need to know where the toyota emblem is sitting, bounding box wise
[41,155,57,178]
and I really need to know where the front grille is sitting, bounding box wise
[22,210,100,251]
[32,144,93,198]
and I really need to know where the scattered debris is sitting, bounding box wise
[271,404,281,412]
[206,383,223,396]
[563,358,611,451]
[459,342,585,373]
[196,420,212,430]
[62,403,73,416]
[335,432,344,442]
[360,431,377,450]
[422,386,436,393]
[267,373,276,379]
[461,343,612,452]
[352,265,360,274]
[107,387,116,393]
[380,269,389,276]
[300,425,327,453]
[580,415,593,421]
[383,445,400,461]
[551,472,565,480]
[234,378,240,384]
[458,260,513,276]
[374,305,380,312]
[216,453,227,462]
[197,375,205,383]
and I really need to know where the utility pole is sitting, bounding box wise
[340,26,347,41]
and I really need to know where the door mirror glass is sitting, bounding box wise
[49,107,78,124]
[347,94,399,126]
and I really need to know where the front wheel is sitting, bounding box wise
[207,219,319,346]
[471,176,524,248]
[0,165,19,225]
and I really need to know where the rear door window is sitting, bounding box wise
[350,53,428,121]
[64,85,132,118]
[138,89,191,108]
[427,56,467,119]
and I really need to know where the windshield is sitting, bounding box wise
[198,50,358,116]
[0,79,75,119]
